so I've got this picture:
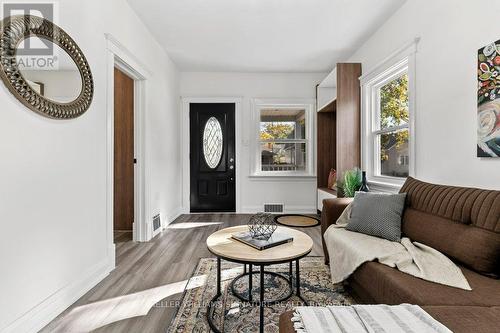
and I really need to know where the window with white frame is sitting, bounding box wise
[252,100,314,176]
[361,40,417,188]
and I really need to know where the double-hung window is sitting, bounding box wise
[361,40,418,189]
[251,99,314,177]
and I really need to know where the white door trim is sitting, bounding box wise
[105,33,151,254]
[181,97,242,213]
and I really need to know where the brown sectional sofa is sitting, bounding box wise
[280,177,500,333]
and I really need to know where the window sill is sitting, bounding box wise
[249,173,316,181]
[367,178,405,193]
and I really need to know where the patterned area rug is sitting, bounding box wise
[168,257,354,333]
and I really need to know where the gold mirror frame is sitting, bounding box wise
[0,15,93,119]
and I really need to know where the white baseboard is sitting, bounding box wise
[132,221,137,241]
[152,207,183,237]
[167,207,183,223]
[108,243,116,271]
[241,205,317,214]
[151,207,183,238]
[2,256,113,333]
[178,205,316,215]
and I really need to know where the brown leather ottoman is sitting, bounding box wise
[278,310,295,333]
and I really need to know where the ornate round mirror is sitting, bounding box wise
[0,15,93,119]
[16,37,83,103]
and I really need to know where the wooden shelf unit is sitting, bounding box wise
[318,187,337,196]
[316,63,361,193]
[317,109,337,188]
[317,99,336,113]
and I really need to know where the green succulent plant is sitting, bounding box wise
[341,167,362,198]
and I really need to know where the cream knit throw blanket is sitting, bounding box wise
[324,204,471,290]
[292,304,452,333]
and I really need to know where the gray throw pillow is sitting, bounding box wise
[346,192,407,242]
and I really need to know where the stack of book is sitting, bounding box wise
[231,231,293,250]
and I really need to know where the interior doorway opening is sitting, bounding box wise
[113,67,135,244]
[106,34,151,270]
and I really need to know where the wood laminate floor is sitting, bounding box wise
[40,214,323,333]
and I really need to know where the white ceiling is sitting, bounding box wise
[127,0,406,72]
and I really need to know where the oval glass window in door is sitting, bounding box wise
[203,117,223,169]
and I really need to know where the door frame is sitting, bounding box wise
[105,33,151,260]
[181,97,242,213]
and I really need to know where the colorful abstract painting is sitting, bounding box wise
[478,40,500,157]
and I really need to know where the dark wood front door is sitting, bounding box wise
[190,103,235,212]
[114,68,134,231]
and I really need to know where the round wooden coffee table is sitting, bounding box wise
[206,225,313,333]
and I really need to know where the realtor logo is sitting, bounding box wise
[2,3,54,55]
[1,2,59,69]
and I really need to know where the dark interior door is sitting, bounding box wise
[114,68,134,231]
[190,103,235,212]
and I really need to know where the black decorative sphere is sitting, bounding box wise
[248,212,277,240]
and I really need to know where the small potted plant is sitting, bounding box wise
[339,167,363,198]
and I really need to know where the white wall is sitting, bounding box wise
[0,0,180,331]
[349,0,500,190]
[180,72,326,213]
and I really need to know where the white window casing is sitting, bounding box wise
[250,98,315,178]
[360,38,419,191]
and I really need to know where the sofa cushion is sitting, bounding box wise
[400,177,500,276]
[423,306,500,333]
[403,209,500,276]
[400,177,500,232]
[346,192,406,241]
[349,261,500,307]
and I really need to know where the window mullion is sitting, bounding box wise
[373,124,409,136]
[259,139,307,144]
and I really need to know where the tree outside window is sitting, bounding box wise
[259,109,306,172]
[377,73,409,178]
